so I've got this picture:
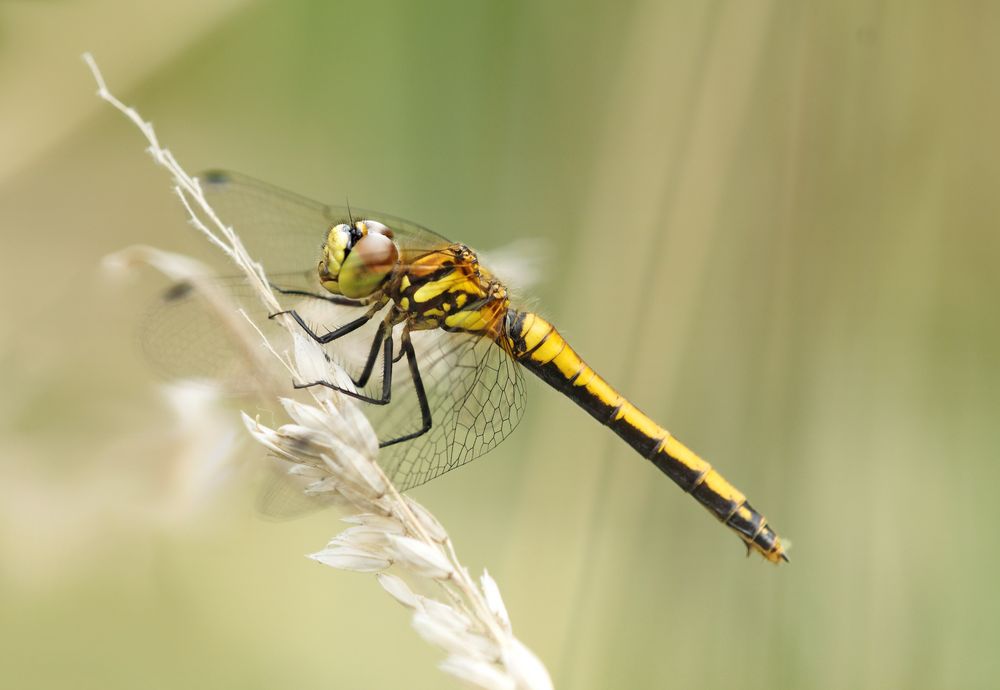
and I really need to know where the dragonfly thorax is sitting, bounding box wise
[393,243,510,339]
[319,220,399,299]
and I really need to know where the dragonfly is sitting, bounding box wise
[147,170,788,563]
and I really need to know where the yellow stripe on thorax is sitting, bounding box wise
[412,275,483,303]
[444,306,494,333]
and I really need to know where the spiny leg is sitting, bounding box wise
[379,328,433,448]
[309,317,392,388]
[289,312,432,447]
[294,329,393,406]
[280,295,392,399]
[353,321,388,388]
[269,284,366,307]
[268,283,383,343]
[272,307,375,344]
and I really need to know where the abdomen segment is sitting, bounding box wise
[505,310,787,563]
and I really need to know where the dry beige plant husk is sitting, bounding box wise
[85,53,552,690]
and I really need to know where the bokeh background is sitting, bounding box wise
[3,2,999,689]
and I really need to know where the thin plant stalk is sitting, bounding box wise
[84,53,552,690]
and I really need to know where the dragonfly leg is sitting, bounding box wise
[269,284,366,307]
[379,329,432,448]
[294,333,393,405]
[353,321,388,388]
[274,309,371,344]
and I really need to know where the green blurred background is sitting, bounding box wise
[3,1,999,688]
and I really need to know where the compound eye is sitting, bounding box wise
[318,224,353,294]
[338,232,399,298]
[359,219,394,239]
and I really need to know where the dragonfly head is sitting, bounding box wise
[319,220,399,298]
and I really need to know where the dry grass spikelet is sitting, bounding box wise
[85,53,552,690]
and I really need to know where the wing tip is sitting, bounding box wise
[201,169,232,186]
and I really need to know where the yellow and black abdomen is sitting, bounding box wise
[505,310,787,563]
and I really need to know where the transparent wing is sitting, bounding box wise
[254,457,342,521]
[144,170,528,495]
[200,170,454,276]
[139,274,379,519]
[143,169,458,386]
[143,277,527,492]
[369,327,527,491]
[141,277,268,390]
[139,273,375,393]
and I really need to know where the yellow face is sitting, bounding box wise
[318,220,399,298]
